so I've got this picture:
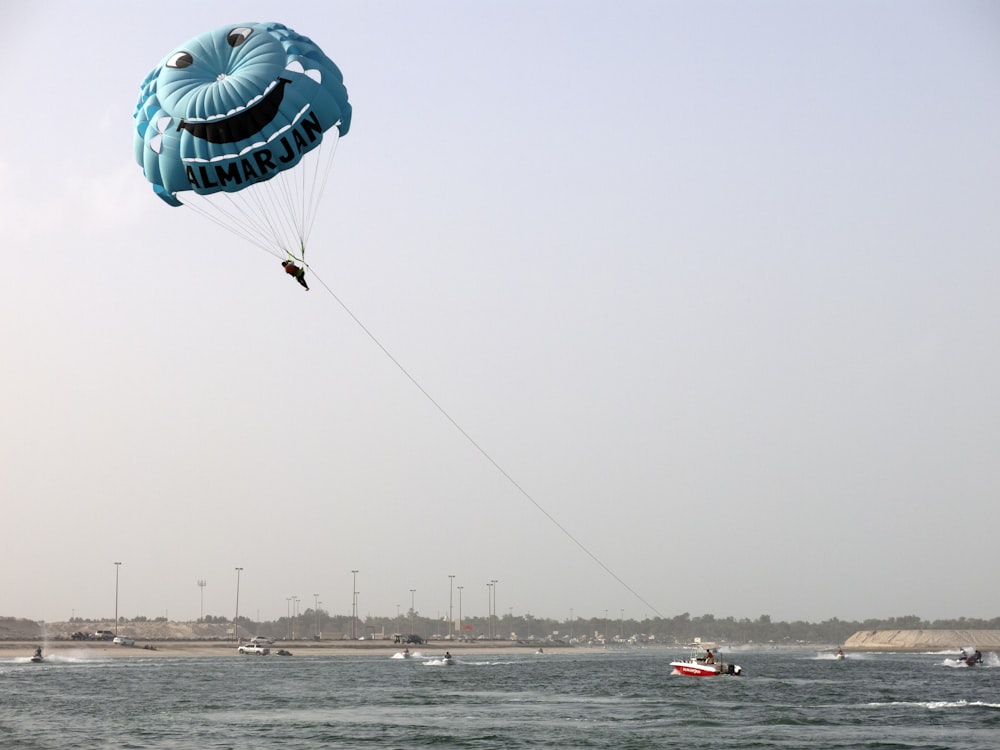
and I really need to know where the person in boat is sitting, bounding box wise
[403,648,410,657]
[444,651,452,660]
[33,647,42,659]
[703,648,715,664]
[281,260,309,290]
[971,650,983,665]
[837,649,844,658]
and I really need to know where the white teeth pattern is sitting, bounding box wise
[284,61,321,83]
[184,103,312,164]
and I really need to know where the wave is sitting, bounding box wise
[867,700,1000,711]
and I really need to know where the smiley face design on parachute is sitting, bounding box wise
[134,22,351,205]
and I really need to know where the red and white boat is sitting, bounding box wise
[670,642,742,677]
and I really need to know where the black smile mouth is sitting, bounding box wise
[177,77,291,144]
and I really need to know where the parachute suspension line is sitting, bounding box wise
[244,171,298,253]
[179,175,309,261]
[305,265,664,619]
[173,135,340,266]
[284,241,306,266]
[179,194,277,255]
[301,134,341,249]
[179,184,288,257]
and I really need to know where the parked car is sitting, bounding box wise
[393,633,424,645]
[70,631,88,640]
[113,636,135,646]
[249,636,276,645]
[238,643,270,655]
[93,630,115,641]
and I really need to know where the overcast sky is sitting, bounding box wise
[2,1,998,628]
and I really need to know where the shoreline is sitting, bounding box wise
[0,639,585,659]
[5,639,981,659]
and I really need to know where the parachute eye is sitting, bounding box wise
[166,51,193,69]
[228,27,253,47]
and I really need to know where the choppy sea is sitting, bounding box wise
[2,647,998,749]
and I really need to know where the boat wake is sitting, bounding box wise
[9,654,92,665]
[391,651,423,660]
[423,658,456,667]
[868,699,1000,711]
[941,653,1000,668]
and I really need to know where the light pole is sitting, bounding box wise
[356,571,362,639]
[351,570,358,640]
[292,596,299,639]
[314,593,320,640]
[114,562,122,635]
[448,575,455,639]
[486,583,492,639]
[234,567,243,641]
[491,580,498,640]
[457,586,464,639]
[286,598,292,640]
[570,608,574,641]
[409,589,416,636]
[197,580,206,621]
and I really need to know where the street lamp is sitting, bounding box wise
[234,567,243,642]
[114,562,122,635]
[286,597,292,640]
[491,580,498,640]
[410,589,416,636]
[448,575,455,639]
[351,570,359,640]
[457,586,464,639]
[197,580,206,622]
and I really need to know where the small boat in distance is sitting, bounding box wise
[669,642,742,677]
